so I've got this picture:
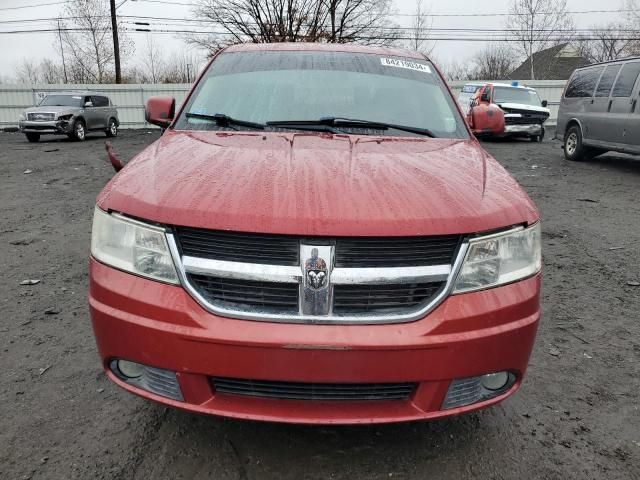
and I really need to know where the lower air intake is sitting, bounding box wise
[211,377,416,401]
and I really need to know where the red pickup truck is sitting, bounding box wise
[89,43,541,424]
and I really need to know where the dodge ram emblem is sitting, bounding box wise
[305,248,328,289]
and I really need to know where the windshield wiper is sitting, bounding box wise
[185,112,265,130]
[267,117,436,137]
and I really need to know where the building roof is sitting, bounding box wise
[509,44,590,80]
[224,42,426,60]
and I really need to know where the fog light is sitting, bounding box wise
[109,359,184,401]
[442,372,516,410]
[481,372,509,391]
[116,359,144,378]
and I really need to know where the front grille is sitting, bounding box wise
[333,283,445,314]
[211,377,416,401]
[173,227,463,322]
[188,274,299,312]
[27,112,55,121]
[176,227,299,266]
[175,228,460,268]
[334,236,460,267]
[502,108,549,125]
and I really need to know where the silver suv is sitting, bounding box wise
[557,57,640,160]
[18,92,119,143]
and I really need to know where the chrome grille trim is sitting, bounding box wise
[167,233,468,325]
[183,256,301,283]
[27,112,56,121]
[331,265,450,285]
[181,256,451,285]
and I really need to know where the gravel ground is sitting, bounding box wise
[0,130,639,480]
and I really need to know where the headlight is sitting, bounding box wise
[453,223,541,293]
[57,114,73,121]
[19,112,26,121]
[91,208,179,284]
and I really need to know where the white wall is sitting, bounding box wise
[0,80,567,129]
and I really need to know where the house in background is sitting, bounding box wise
[510,43,590,80]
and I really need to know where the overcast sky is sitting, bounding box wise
[0,0,629,80]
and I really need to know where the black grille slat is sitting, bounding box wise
[176,227,300,266]
[335,236,460,267]
[212,377,415,401]
[333,283,444,314]
[189,274,299,311]
[175,227,460,268]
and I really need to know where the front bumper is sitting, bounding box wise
[19,119,73,134]
[89,258,541,424]
[503,123,543,136]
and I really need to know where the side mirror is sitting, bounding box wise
[480,90,491,103]
[541,100,548,108]
[145,96,175,128]
[469,104,505,137]
[84,101,93,108]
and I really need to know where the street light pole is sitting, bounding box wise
[110,0,122,83]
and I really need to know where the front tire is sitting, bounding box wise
[71,119,86,141]
[564,125,587,161]
[105,118,117,138]
[25,133,40,143]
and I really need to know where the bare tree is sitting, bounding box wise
[15,59,41,84]
[187,0,397,52]
[507,0,575,80]
[59,0,132,83]
[142,34,164,83]
[161,52,200,83]
[407,0,435,55]
[576,23,636,63]
[439,59,473,81]
[40,59,65,84]
[322,0,396,44]
[624,0,640,56]
[471,44,517,80]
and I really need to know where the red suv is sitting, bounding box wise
[89,43,541,424]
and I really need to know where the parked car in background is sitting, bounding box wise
[89,43,540,425]
[467,82,550,142]
[18,92,119,142]
[557,57,640,161]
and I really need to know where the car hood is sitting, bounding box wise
[97,130,538,236]
[24,106,76,116]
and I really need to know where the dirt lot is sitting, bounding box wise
[0,129,639,480]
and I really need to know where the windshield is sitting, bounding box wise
[39,95,84,107]
[175,51,468,139]
[493,87,542,107]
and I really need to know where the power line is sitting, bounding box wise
[0,1,69,11]
[1,27,638,43]
[108,0,640,17]
[2,15,638,34]
[391,9,638,17]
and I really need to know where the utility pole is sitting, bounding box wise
[57,18,68,83]
[110,0,122,83]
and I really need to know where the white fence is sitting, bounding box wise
[0,80,566,129]
[0,84,191,129]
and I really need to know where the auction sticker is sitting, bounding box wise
[380,58,431,73]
